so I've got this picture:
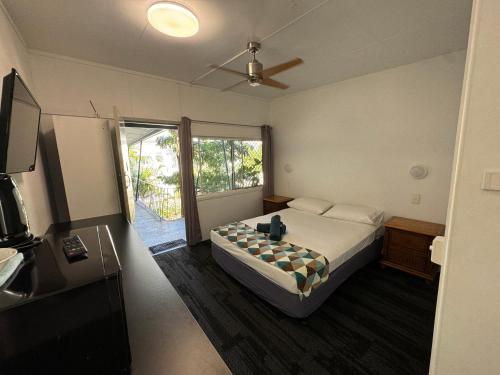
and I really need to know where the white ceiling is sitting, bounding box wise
[2,0,472,99]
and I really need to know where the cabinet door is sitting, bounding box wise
[385,245,428,272]
[390,229,431,252]
[53,116,121,221]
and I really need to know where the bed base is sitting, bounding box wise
[211,237,383,318]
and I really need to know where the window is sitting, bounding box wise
[192,137,263,195]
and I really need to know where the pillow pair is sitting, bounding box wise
[287,197,333,215]
[287,197,383,226]
[322,204,384,226]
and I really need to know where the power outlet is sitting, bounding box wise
[411,193,421,204]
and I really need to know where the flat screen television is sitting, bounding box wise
[0,68,41,174]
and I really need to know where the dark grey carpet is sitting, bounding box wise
[149,239,187,255]
[154,242,438,375]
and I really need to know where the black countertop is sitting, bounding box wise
[48,214,230,375]
[0,225,120,312]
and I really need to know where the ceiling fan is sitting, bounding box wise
[210,42,303,91]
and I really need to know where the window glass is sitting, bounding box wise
[192,138,263,195]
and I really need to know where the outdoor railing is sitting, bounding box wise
[133,178,182,221]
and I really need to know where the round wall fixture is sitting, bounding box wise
[409,165,429,180]
[147,2,199,38]
[284,164,293,173]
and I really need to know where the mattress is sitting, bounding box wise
[212,238,383,318]
[210,208,383,295]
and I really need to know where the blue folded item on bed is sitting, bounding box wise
[256,222,287,235]
[0,253,24,287]
[213,221,330,298]
[270,215,283,241]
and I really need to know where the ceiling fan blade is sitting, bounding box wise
[209,64,248,78]
[261,77,289,89]
[222,79,247,92]
[261,58,303,78]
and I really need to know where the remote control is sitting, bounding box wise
[62,235,88,261]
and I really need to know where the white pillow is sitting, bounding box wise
[322,204,384,226]
[287,197,333,215]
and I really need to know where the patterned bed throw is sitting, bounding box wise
[213,222,329,297]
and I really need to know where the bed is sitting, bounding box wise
[210,207,384,318]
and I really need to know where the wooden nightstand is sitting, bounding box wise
[380,216,444,281]
[263,195,294,215]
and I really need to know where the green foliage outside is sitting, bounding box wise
[154,131,182,219]
[155,132,263,195]
[155,131,181,189]
[129,131,182,220]
[233,140,263,188]
[128,130,262,220]
[128,149,156,196]
[192,138,263,195]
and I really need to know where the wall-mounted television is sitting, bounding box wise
[0,68,41,174]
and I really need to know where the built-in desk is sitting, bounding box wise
[50,215,231,375]
[0,224,130,374]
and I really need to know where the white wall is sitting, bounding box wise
[29,51,269,125]
[197,188,263,239]
[29,51,269,235]
[430,1,500,374]
[0,5,52,235]
[270,51,466,224]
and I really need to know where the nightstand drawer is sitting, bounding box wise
[385,245,428,272]
[263,201,286,214]
[381,216,443,281]
[390,229,431,252]
[263,196,293,215]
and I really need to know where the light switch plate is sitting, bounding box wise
[481,170,500,191]
[411,193,421,204]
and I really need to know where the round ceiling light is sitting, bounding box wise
[147,2,199,38]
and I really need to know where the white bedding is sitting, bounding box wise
[211,208,383,295]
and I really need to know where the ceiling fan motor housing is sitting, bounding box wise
[246,41,263,85]
[246,60,263,77]
[247,61,263,86]
[217,40,300,90]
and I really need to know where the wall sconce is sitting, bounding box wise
[409,165,429,179]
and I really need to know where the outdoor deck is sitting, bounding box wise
[133,201,186,247]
